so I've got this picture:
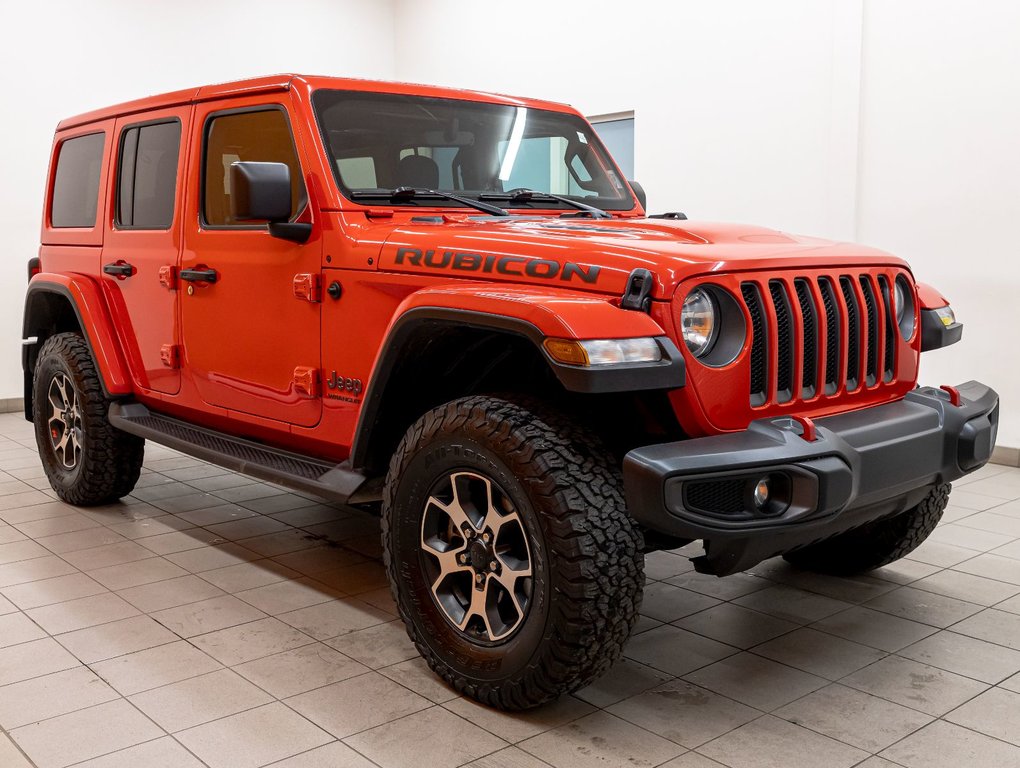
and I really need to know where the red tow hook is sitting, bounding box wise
[790,415,818,442]
[940,385,962,406]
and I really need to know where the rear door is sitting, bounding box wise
[102,108,190,395]
[180,99,321,427]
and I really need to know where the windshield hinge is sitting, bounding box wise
[621,268,654,313]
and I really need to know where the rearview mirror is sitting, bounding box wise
[229,162,292,222]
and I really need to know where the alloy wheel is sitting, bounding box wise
[47,373,82,470]
[419,470,533,642]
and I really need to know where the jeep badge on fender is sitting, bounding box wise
[326,371,363,396]
[23,73,996,712]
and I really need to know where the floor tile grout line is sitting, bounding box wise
[0,720,41,768]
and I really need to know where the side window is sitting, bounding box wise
[203,109,305,226]
[117,121,181,229]
[51,133,105,228]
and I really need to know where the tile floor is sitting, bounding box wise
[0,412,1019,767]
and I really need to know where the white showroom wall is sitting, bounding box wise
[856,1,1020,449]
[392,0,1020,448]
[0,0,396,405]
[2,0,1017,449]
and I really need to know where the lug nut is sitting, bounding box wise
[459,553,469,564]
[475,573,484,584]
[489,561,498,571]
[482,532,491,543]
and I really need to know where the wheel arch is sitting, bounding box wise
[23,276,131,420]
[350,285,686,475]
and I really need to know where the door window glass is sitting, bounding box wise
[117,121,181,228]
[51,133,105,228]
[203,109,305,226]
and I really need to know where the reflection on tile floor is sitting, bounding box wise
[0,412,1019,767]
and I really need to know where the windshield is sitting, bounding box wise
[311,89,635,211]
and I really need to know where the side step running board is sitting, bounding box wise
[109,403,372,504]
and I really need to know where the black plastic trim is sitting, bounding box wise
[109,403,367,503]
[349,306,686,469]
[921,309,963,351]
[624,380,999,575]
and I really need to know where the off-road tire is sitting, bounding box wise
[33,333,144,505]
[382,395,644,710]
[783,483,950,575]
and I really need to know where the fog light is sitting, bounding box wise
[753,478,770,509]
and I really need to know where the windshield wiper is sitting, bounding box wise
[350,187,509,217]
[480,188,612,219]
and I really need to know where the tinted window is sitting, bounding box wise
[117,121,181,228]
[51,133,105,228]
[203,109,305,226]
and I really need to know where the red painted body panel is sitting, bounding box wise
[101,104,192,396]
[32,74,948,463]
[664,266,920,434]
[29,272,132,394]
[178,92,323,428]
[916,282,950,309]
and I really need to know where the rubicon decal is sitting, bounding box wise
[394,247,600,284]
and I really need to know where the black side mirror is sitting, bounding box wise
[628,180,647,211]
[229,161,311,243]
[230,162,292,222]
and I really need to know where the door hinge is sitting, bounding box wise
[159,266,178,291]
[293,273,321,303]
[293,366,320,397]
[160,344,181,369]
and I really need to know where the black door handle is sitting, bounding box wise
[103,262,135,278]
[180,267,218,283]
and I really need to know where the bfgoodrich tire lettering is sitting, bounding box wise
[782,483,951,575]
[382,395,644,710]
[32,333,144,505]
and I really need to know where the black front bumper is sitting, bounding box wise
[624,381,999,575]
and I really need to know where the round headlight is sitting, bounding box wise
[894,275,917,340]
[681,288,718,357]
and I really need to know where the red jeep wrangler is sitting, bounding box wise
[24,74,998,709]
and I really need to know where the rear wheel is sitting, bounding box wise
[783,483,950,575]
[33,333,144,505]
[382,395,644,709]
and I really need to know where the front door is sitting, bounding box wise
[181,99,321,427]
[102,108,190,394]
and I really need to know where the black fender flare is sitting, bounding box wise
[349,306,684,470]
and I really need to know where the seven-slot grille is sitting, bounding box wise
[740,272,899,406]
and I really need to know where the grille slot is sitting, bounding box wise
[794,279,818,397]
[860,276,879,386]
[819,278,840,395]
[840,276,860,391]
[768,281,794,402]
[741,283,768,406]
[878,275,896,381]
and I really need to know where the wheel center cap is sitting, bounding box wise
[469,540,492,570]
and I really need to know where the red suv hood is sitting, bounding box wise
[377,216,909,298]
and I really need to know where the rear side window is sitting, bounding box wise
[203,109,305,227]
[117,121,181,229]
[51,133,105,228]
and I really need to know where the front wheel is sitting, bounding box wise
[783,483,950,575]
[32,333,144,505]
[382,396,644,710]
